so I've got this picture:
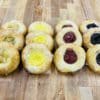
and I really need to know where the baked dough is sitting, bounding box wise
[0,42,20,75]
[79,20,100,34]
[1,20,27,35]
[54,44,86,73]
[0,30,24,50]
[26,32,54,51]
[28,21,54,36]
[22,43,53,74]
[56,27,82,46]
[56,20,78,33]
[87,45,100,73]
[83,28,100,49]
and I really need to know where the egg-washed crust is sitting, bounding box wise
[26,31,54,51]
[22,43,53,74]
[56,20,78,33]
[0,30,24,50]
[28,21,54,36]
[1,20,27,35]
[54,44,86,73]
[83,28,100,49]
[87,45,100,73]
[0,42,20,75]
[79,20,100,34]
[56,27,82,47]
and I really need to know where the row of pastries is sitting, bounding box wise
[0,19,100,75]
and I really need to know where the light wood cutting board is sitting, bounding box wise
[0,0,100,100]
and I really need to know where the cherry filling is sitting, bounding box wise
[96,53,100,65]
[64,48,77,64]
[91,33,100,44]
[62,25,73,28]
[63,32,76,43]
[87,23,98,29]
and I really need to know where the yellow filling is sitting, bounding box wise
[34,24,48,33]
[28,50,46,67]
[32,35,46,44]
[7,23,19,30]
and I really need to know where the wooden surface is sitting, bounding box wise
[0,0,100,100]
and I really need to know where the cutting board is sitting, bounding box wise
[0,0,100,100]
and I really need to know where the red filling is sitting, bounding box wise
[62,25,73,28]
[63,31,76,43]
[64,48,77,64]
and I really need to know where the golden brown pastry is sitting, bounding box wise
[0,30,24,51]
[1,20,27,35]
[56,27,82,46]
[87,45,100,73]
[28,21,54,36]
[0,42,20,75]
[26,32,54,51]
[79,20,100,34]
[83,28,100,49]
[54,44,86,73]
[56,20,78,33]
[22,43,53,74]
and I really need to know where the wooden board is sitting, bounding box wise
[0,0,100,100]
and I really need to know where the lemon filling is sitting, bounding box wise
[32,35,46,44]
[34,24,48,33]
[28,50,46,67]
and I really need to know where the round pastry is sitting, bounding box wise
[54,44,86,73]
[1,20,27,35]
[83,28,100,49]
[26,32,54,51]
[87,45,100,73]
[56,20,78,33]
[22,43,53,74]
[28,21,54,36]
[0,30,24,50]
[0,42,20,75]
[79,20,100,34]
[56,27,82,46]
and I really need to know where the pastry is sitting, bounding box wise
[0,42,20,75]
[22,43,53,74]
[79,20,100,34]
[54,44,86,73]
[56,27,82,46]
[83,28,100,49]
[0,30,24,51]
[1,20,27,35]
[56,20,78,33]
[26,32,54,51]
[87,45,100,73]
[28,21,54,36]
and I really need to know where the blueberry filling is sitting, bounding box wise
[91,33,100,44]
[87,23,98,29]
[96,53,100,65]
[64,48,77,64]
[63,31,76,43]
[62,25,72,28]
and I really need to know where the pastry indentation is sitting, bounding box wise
[87,23,98,29]
[62,25,72,28]
[96,53,100,65]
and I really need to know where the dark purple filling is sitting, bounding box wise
[96,53,100,65]
[63,31,76,43]
[64,48,77,64]
[91,33,100,44]
[62,25,73,28]
[87,23,98,29]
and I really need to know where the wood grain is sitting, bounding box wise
[0,0,100,100]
